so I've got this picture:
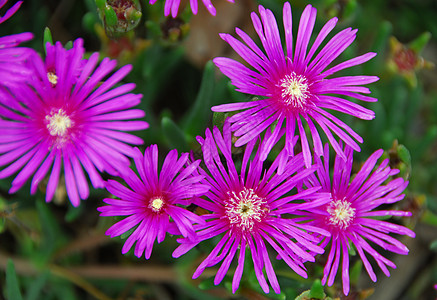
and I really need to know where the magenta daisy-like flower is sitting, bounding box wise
[213,2,378,167]
[173,123,331,294]
[0,1,34,85]
[98,145,209,259]
[303,144,415,295]
[0,38,148,206]
[151,0,233,18]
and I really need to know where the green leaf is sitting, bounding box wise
[295,290,310,300]
[348,241,357,256]
[182,60,215,136]
[397,144,411,165]
[161,117,188,152]
[414,125,437,160]
[422,210,437,227]
[0,217,5,234]
[82,12,98,33]
[308,279,325,299]
[350,260,363,285]
[52,280,77,300]
[198,276,216,290]
[144,20,162,38]
[0,196,6,234]
[137,45,185,106]
[366,21,392,73]
[64,203,84,223]
[64,41,73,50]
[372,21,392,53]
[6,259,23,300]
[343,0,357,18]
[43,27,53,54]
[35,199,66,265]
[25,271,49,300]
[95,0,106,10]
[120,225,136,240]
[430,239,437,251]
[409,32,431,54]
[212,111,227,129]
[104,5,118,27]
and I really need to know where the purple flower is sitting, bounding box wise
[213,2,378,167]
[150,0,233,18]
[0,1,34,85]
[98,145,209,259]
[0,38,148,206]
[173,123,331,294]
[303,144,415,295]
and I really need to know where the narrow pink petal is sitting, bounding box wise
[341,236,350,295]
[297,116,311,168]
[122,218,147,254]
[248,235,270,293]
[282,2,293,59]
[10,143,49,193]
[70,150,89,200]
[63,151,80,207]
[46,153,61,202]
[232,238,246,293]
[294,5,317,69]
[31,150,55,194]
[322,238,336,285]
[258,237,280,293]
[0,1,22,23]
[214,236,239,285]
[352,236,377,282]
[322,52,377,77]
[305,17,338,65]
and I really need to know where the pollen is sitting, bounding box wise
[225,188,269,231]
[327,199,356,229]
[46,109,72,137]
[149,197,165,213]
[47,72,58,86]
[277,72,310,109]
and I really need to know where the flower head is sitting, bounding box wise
[213,2,378,167]
[0,1,34,86]
[173,123,330,294]
[150,0,234,18]
[0,38,148,206]
[303,144,415,295]
[98,145,209,259]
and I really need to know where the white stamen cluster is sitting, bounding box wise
[277,72,310,109]
[327,199,356,229]
[225,188,269,231]
[47,72,58,86]
[46,109,72,137]
[149,197,165,213]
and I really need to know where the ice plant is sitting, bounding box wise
[303,144,415,295]
[0,38,148,206]
[173,123,331,294]
[213,2,378,167]
[98,145,209,259]
[152,0,234,18]
[0,0,34,86]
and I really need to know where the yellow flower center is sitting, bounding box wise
[225,188,269,231]
[149,197,164,213]
[327,199,356,229]
[277,72,310,108]
[47,72,58,86]
[46,109,72,137]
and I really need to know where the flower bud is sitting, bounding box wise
[96,0,142,38]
